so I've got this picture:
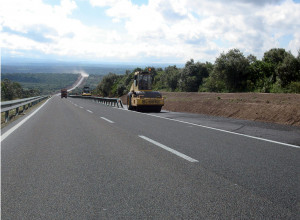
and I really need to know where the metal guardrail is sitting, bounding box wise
[69,95,124,108]
[1,96,49,123]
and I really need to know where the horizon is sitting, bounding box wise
[1,60,185,74]
[1,57,185,67]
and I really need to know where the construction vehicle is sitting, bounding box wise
[127,69,164,112]
[82,86,91,96]
[61,89,68,98]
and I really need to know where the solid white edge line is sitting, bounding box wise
[100,117,114,123]
[86,110,93,113]
[139,135,198,162]
[146,113,300,149]
[1,98,51,142]
[115,107,300,149]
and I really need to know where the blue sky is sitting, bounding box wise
[1,0,300,64]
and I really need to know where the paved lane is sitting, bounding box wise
[1,96,299,219]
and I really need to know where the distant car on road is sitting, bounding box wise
[61,89,68,98]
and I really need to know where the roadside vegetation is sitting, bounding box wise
[1,79,40,101]
[1,73,79,100]
[94,48,300,97]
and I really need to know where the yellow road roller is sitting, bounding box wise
[127,70,164,112]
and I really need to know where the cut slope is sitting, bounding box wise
[121,92,300,127]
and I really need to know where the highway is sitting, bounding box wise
[1,96,300,219]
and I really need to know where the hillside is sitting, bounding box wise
[1,73,79,95]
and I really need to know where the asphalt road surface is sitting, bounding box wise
[2,96,299,219]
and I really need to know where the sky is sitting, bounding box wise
[1,0,300,64]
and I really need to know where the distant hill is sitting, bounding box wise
[1,73,79,95]
[1,63,133,75]
[1,61,184,75]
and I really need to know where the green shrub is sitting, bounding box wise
[288,81,300,93]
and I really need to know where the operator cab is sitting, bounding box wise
[82,86,91,96]
[83,86,90,93]
[134,72,152,91]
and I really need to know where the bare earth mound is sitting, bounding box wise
[121,92,300,127]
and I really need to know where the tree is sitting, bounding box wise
[247,54,257,64]
[96,73,120,97]
[179,59,210,92]
[213,49,250,92]
[165,65,180,91]
[262,48,290,83]
[116,84,126,97]
[1,79,15,100]
[124,71,135,89]
[1,79,40,101]
[153,70,167,90]
[247,60,273,92]
[201,72,226,92]
[277,52,300,87]
[263,48,288,65]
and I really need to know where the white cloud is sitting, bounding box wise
[89,0,300,61]
[288,32,300,55]
[1,0,300,63]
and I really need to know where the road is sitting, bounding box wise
[1,96,299,219]
[67,72,89,92]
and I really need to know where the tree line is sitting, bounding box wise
[1,79,40,101]
[94,48,300,97]
[1,73,80,100]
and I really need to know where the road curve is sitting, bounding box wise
[67,72,89,92]
[1,96,299,219]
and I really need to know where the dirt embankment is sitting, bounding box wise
[121,92,300,127]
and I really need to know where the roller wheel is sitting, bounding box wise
[154,106,162,113]
[127,95,133,110]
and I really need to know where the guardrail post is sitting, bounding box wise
[5,110,9,123]
[118,100,123,108]
[16,107,19,116]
